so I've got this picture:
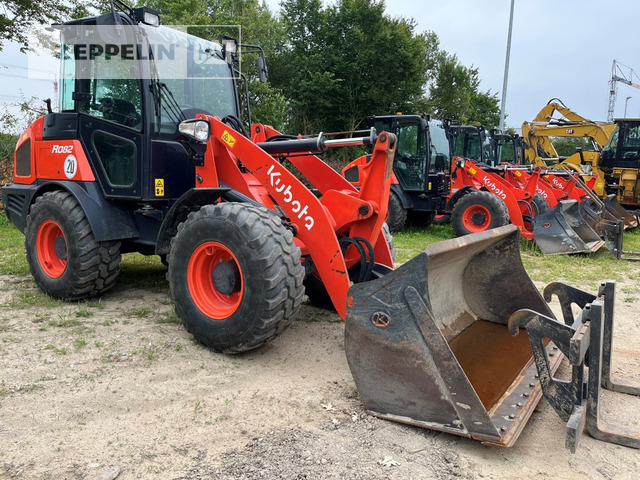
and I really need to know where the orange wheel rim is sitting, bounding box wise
[187,242,243,319]
[462,205,491,232]
[36,220,67,278]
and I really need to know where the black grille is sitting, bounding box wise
[15,139,31,177]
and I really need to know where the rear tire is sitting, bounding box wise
[387,191,408,232]
[25,191,121,300]
[168,203,305,353]
[451,190,510,237]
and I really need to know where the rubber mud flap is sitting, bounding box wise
[344,225,559,447]
[534,200,604,255]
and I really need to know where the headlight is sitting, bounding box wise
[179,119,210,143]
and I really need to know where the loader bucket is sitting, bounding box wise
[344,225,562,447]
[533,200,604,255]
[602,194,638,229]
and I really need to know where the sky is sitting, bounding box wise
[1,0,639,132]
[368,0,640,128]
[263,0,640,129]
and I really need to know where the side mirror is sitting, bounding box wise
[257,56,268,83]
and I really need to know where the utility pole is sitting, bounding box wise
[624,96,631,117]
[499,0,515,131]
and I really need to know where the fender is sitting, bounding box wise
[2,181,138,242]
[155,187,230,255]
[445,186,473,212]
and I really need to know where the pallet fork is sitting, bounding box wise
[510,281,640,452]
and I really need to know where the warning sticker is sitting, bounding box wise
[221,130,236,148]
[155,178,165,196]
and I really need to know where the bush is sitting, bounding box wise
[0,132,18,209]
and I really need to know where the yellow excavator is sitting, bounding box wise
[521,99,614,197]
[522,99,640,211]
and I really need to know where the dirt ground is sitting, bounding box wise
[0,267,639,480]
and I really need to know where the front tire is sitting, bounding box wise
[387,191,408,232]
[25,191,121,300]
[451,190,510,237]
[168,203,305,353]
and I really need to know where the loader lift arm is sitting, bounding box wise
[198,115,395,318]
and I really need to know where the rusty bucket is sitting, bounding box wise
[344,225,562,447]
[533,200,604,255]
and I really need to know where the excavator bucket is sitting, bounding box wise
[344,225,563,447]
[533,200,604,255]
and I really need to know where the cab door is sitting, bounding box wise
[66,20,145,199]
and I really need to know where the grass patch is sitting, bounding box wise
[393,224,455,264]
[0,214,28,275]
[7,289,62,309]
[393,223,640,290]
[114,253,168,292]
[157,310,181,324]
[126,306,156,318]
[44,344,67,355]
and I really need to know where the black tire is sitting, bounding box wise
[387,191,408,232]
[168,203,305,353]
[531,194,550,216]
[25,191,121,300]
[451,190,510,237]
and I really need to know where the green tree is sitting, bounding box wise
[0,1,101,52]
[552,137,594,157]
[427,52,500,127]
[271,0,435,134]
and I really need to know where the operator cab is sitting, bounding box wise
[51,8,242,201]
[370,115,450,194]
[450,125,496,166]
[600,120,640,171]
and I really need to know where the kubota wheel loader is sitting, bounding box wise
[2,2,638,451]
[343,114,451,232]
[343,114,622,255]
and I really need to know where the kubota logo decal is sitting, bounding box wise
[536,187,548,199]
[482,176,507,200]
[52,144,73,154]
[267,165,315,230]
[549,177,564,189]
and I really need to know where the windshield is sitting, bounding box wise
[481,133,496,165]
[606,121,640,165]
[141,25,238,120]
[428,120,449,172]
[453,128,495,164]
